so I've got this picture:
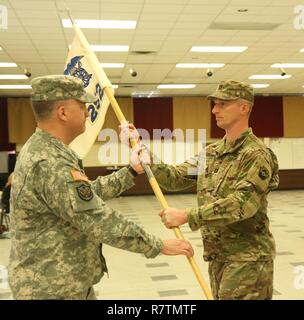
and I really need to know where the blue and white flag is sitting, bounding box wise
[64,23,115,159]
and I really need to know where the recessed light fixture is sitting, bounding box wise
[0,85,32,89]
[62,19,137,29]
[251,84,270,88]
[249,74,291,80]
[191,46,248,53]
[0,62,18,67]
[271,63,304,68]
[157,84,196,89]
[299,48,304,53]
[176,63,225,68]
[100,63,125,68]
[0,74,28,79]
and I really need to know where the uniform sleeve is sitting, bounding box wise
[34,161,163,258]
[150,155,199,191]
[187,151,277,230]
[90,167,135,200]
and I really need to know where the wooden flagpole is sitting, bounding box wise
[70,16,213,300]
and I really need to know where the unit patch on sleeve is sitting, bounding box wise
[76,184,93,201]
[258,166,269,180]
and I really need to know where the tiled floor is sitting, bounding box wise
[1,190,304,300]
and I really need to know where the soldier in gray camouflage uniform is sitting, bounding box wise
[122,80,279,300]
[8,75,194,300]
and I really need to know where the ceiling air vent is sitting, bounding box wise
[209,22,280,31]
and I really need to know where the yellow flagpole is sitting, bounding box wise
[70,17,213,300]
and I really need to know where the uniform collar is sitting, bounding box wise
[214,128,252,156]
[35,127,80,160]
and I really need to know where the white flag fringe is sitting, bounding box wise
[64,23,114,159]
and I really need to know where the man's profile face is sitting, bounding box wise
[211,99,243,130]
[63,99,89,137]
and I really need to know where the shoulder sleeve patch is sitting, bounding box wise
[76,184,93,201]
[71,169,90,182]
[258,166,270,180]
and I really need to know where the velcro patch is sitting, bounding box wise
[258,166,269,180]
[71,169,90,182]
[76,184,93,201]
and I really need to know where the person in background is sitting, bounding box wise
[1,172,13,213]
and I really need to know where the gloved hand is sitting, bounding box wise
[130,144,151,174]
[119,123,140,147]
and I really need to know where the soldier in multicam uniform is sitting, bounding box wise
[122,80,279,300]
[8,75,194,300]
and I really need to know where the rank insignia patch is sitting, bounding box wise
[259,166,269,180]
[76,184,93,201]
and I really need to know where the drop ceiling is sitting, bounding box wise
[1,0,304,97]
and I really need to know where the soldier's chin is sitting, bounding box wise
[216,120,226,129]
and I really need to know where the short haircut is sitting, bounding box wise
[238,98,254,117]
[31,100,61,121]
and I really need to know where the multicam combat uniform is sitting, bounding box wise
[9,129,163,299]
[151,128,279,299]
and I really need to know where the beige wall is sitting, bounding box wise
[283,96,304,137]
[8,98,36,144]
[173,97,211,139]
[10,96,304,168]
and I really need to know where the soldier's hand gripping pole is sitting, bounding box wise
[103,86,214,300]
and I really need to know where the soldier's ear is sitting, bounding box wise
[57,104,68,122]
[240,102,250,115]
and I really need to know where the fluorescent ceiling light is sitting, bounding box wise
[132,91,158,97]
[0,74,28,79]
[191,46,248,53]
[62,19,136,29]
[176,63,225,68]
[271,63,304,68]
[100,63,125,68]
[251,84,270,88]
[0,85,32,89]
[0,62,18,67]
[249,74,291,80]
[112,85,118,89]
[157,84,196,89]
[299,48,304,52]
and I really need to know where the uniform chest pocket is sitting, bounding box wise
[214,163,238,196]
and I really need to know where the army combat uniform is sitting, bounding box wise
[151,128,279,299]
[9,128,163,299]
